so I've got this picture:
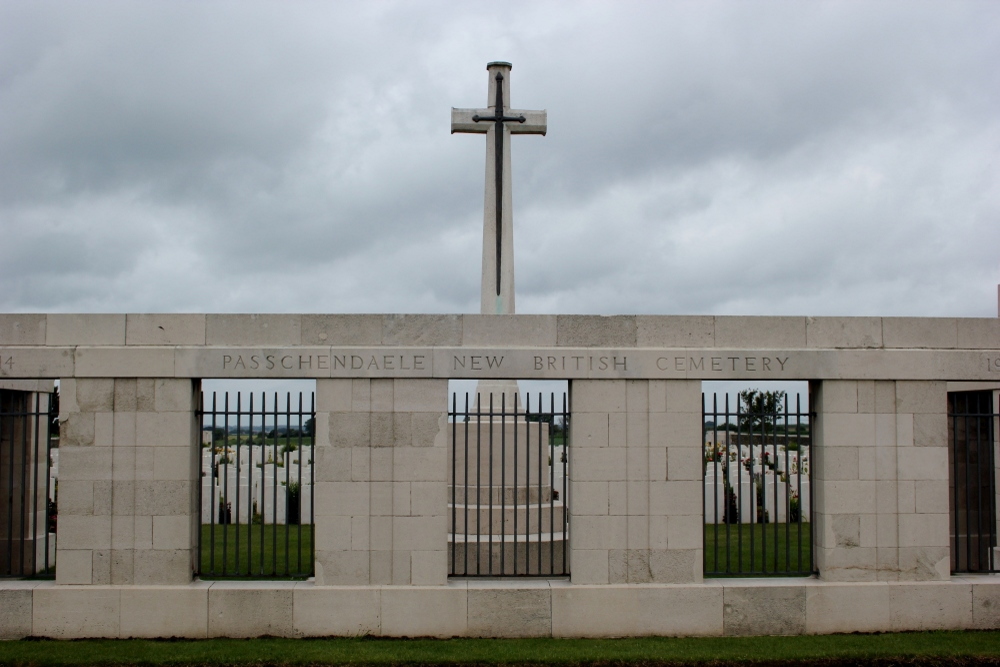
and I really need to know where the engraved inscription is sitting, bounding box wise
[333,354,426,371]
[453,354,504,371]
[0,355,12,374]
[222,353,330,371]
[656,355,789,373]
[533,355,628,372]
[989,355,1000,373]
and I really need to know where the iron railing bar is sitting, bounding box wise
[549,394,556,575]
[965,393,973,571]
[500,393,506,575]
[562,391,569,575]
[44,391,56,575]
[462,393,470,576]
[513,392,519,575]
[4,395,15,575]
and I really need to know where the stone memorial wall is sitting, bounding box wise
[0,313,999,638]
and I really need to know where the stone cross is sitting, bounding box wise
[452,61,546,315]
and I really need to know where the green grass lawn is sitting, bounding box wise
[199,524,313,578]
[705,522,812,576]
[2,632,1000,666]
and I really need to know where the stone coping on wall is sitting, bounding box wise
[2,577,999,638]
[0,314,999,381]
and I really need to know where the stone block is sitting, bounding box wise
[313,516,352,551]
[126,314,206,345]
[392,447,445,482]
[409,413,444,448]
[47,314,125,346]
[206,314,301,345]
[133,549,193,585]
[55,550,93,585]
[88,550,109,585]
[572,448,626,481]
[0,313,46,345]
[316,482,371,516]
[888,581,972,629]
[723,582,807,635]
[883,318,957,349]
[897,546,950,580]
[0,587,35,639]
[59,515,112,550]
[75,347,176,378]
[667,446,702,481]
[570,549,609,584]
[649,481,703,516]
[392,550,410,584]
[572,380,626,413]
[956,318,1000,349]
[208,584,295,637]
[817,381,858,414]
[896,381,947,414]
[805,583,891,633]
[572,413,609,448]
[819,413,876,447]
[898,449,948,480]
[294,586,381,636]
[556,315,637,347]
[302,314,383,345]
[135,412,196,448]
[382,314,462,346]
[463,315,557,346]
[467,585,551,637]
[410,550,446,585]
[32,586,119,638]
[315,550,369,585]
[155,379,196,412]
[913,413,946,447]
[636,316,715,347]
[667,514,704,550]
[650,412,702,449]
[971,580,1000,629]
[393,379,447,412]
[381,587,468,637]
[714,316,806,348]
[329,412,370,448]
[316,379,354,413]
[393,516,446,551]
[120,586,209,637]
[806,317,882,349]
[816,545,878,582]
[821,447,860,481]
[153,515,193,550]
[552,585,723,637]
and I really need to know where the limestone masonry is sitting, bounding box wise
[1,313,999,638]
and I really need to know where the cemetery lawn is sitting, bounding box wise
[3,632,1000,665]
[199,524,313,578]
[704,522,812,575]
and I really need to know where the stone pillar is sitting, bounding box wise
[570,379,702,584]
[813,380,949,581]
[57,378,199,585]
[313,378,448,585]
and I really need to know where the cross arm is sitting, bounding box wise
[451,108,548,135]
[451,108,490,134]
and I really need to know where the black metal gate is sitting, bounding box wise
[197,391,315,578]
[448,391,569,576]
[703,391,814,576]
[1,388,57,578]
[949,390,998,573]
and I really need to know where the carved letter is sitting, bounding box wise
[776,356,789,370]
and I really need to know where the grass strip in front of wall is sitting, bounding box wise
[2,631,1000,666]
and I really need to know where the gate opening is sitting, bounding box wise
[447,380,569,577]
[198,380,316,579]
[0,382,57,579]
[948,388,999,574]
[702,381,813,576]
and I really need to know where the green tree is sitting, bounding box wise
[737,389,787,434]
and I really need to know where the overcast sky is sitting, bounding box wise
[2,1,998,319]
